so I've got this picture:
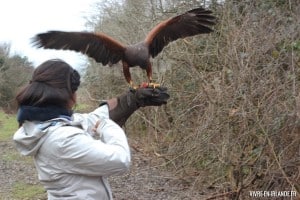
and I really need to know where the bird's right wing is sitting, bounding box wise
[145,8,216,58]
[32,31,126,65]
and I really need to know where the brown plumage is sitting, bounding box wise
[32,7,216,87]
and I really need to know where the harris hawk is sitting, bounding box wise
[32,7,216,88]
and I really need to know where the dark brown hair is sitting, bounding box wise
[16,59,80,108]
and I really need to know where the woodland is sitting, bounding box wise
[0,0,299,199]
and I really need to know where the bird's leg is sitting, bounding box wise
[123,61,138,89]
[146,64,160,88]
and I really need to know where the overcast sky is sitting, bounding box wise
[0,0,99,70]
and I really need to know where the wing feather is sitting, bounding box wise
[32,31,126,65]
[145,7,216,58]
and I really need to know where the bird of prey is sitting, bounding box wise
[32,7,216,88]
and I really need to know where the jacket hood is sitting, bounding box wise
[13,120,62,156]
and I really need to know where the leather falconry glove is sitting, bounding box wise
[106,86,170,127]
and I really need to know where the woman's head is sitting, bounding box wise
[16,59,80,108]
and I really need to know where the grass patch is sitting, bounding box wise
[0,151,33,164]
[12,182,46,199]
[1,151,21,162]
[0,110,18,141]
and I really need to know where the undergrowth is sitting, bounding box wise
[124,1,300,199]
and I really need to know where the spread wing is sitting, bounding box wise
[32,31,126,65]
[145,7,216,58]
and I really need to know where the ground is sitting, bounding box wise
[0,138,203,200]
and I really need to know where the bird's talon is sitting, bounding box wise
[129,82,139,90]
[148,82,160,88]
[131,86,139,90]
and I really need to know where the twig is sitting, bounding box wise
[266,136,300,195]
[205,190,238,200]
[134,110,164,133]
[154,146,197,168]
[83,88,105,102]
[258,119,299,195]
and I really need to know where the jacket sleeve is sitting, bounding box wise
[71,104,110,136]
[54,118,131,177]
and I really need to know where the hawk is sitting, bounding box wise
[33,7,216,88]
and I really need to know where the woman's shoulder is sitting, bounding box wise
[49,120,86,139]
[42,120,92,151]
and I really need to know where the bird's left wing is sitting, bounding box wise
[145,7,216,58]
[32,31,126,65]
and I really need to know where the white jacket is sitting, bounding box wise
[13,105,131,200]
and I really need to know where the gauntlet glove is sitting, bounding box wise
[107,86,170,126]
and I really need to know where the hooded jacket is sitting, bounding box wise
[13,105,131,200]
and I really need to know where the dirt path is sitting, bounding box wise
[0,141,44,199]
[0,139,202,200]
[110,139,203,200]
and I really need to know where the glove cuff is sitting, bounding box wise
[108,91,139,127]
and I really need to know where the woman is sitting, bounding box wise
[13,59,169,199]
